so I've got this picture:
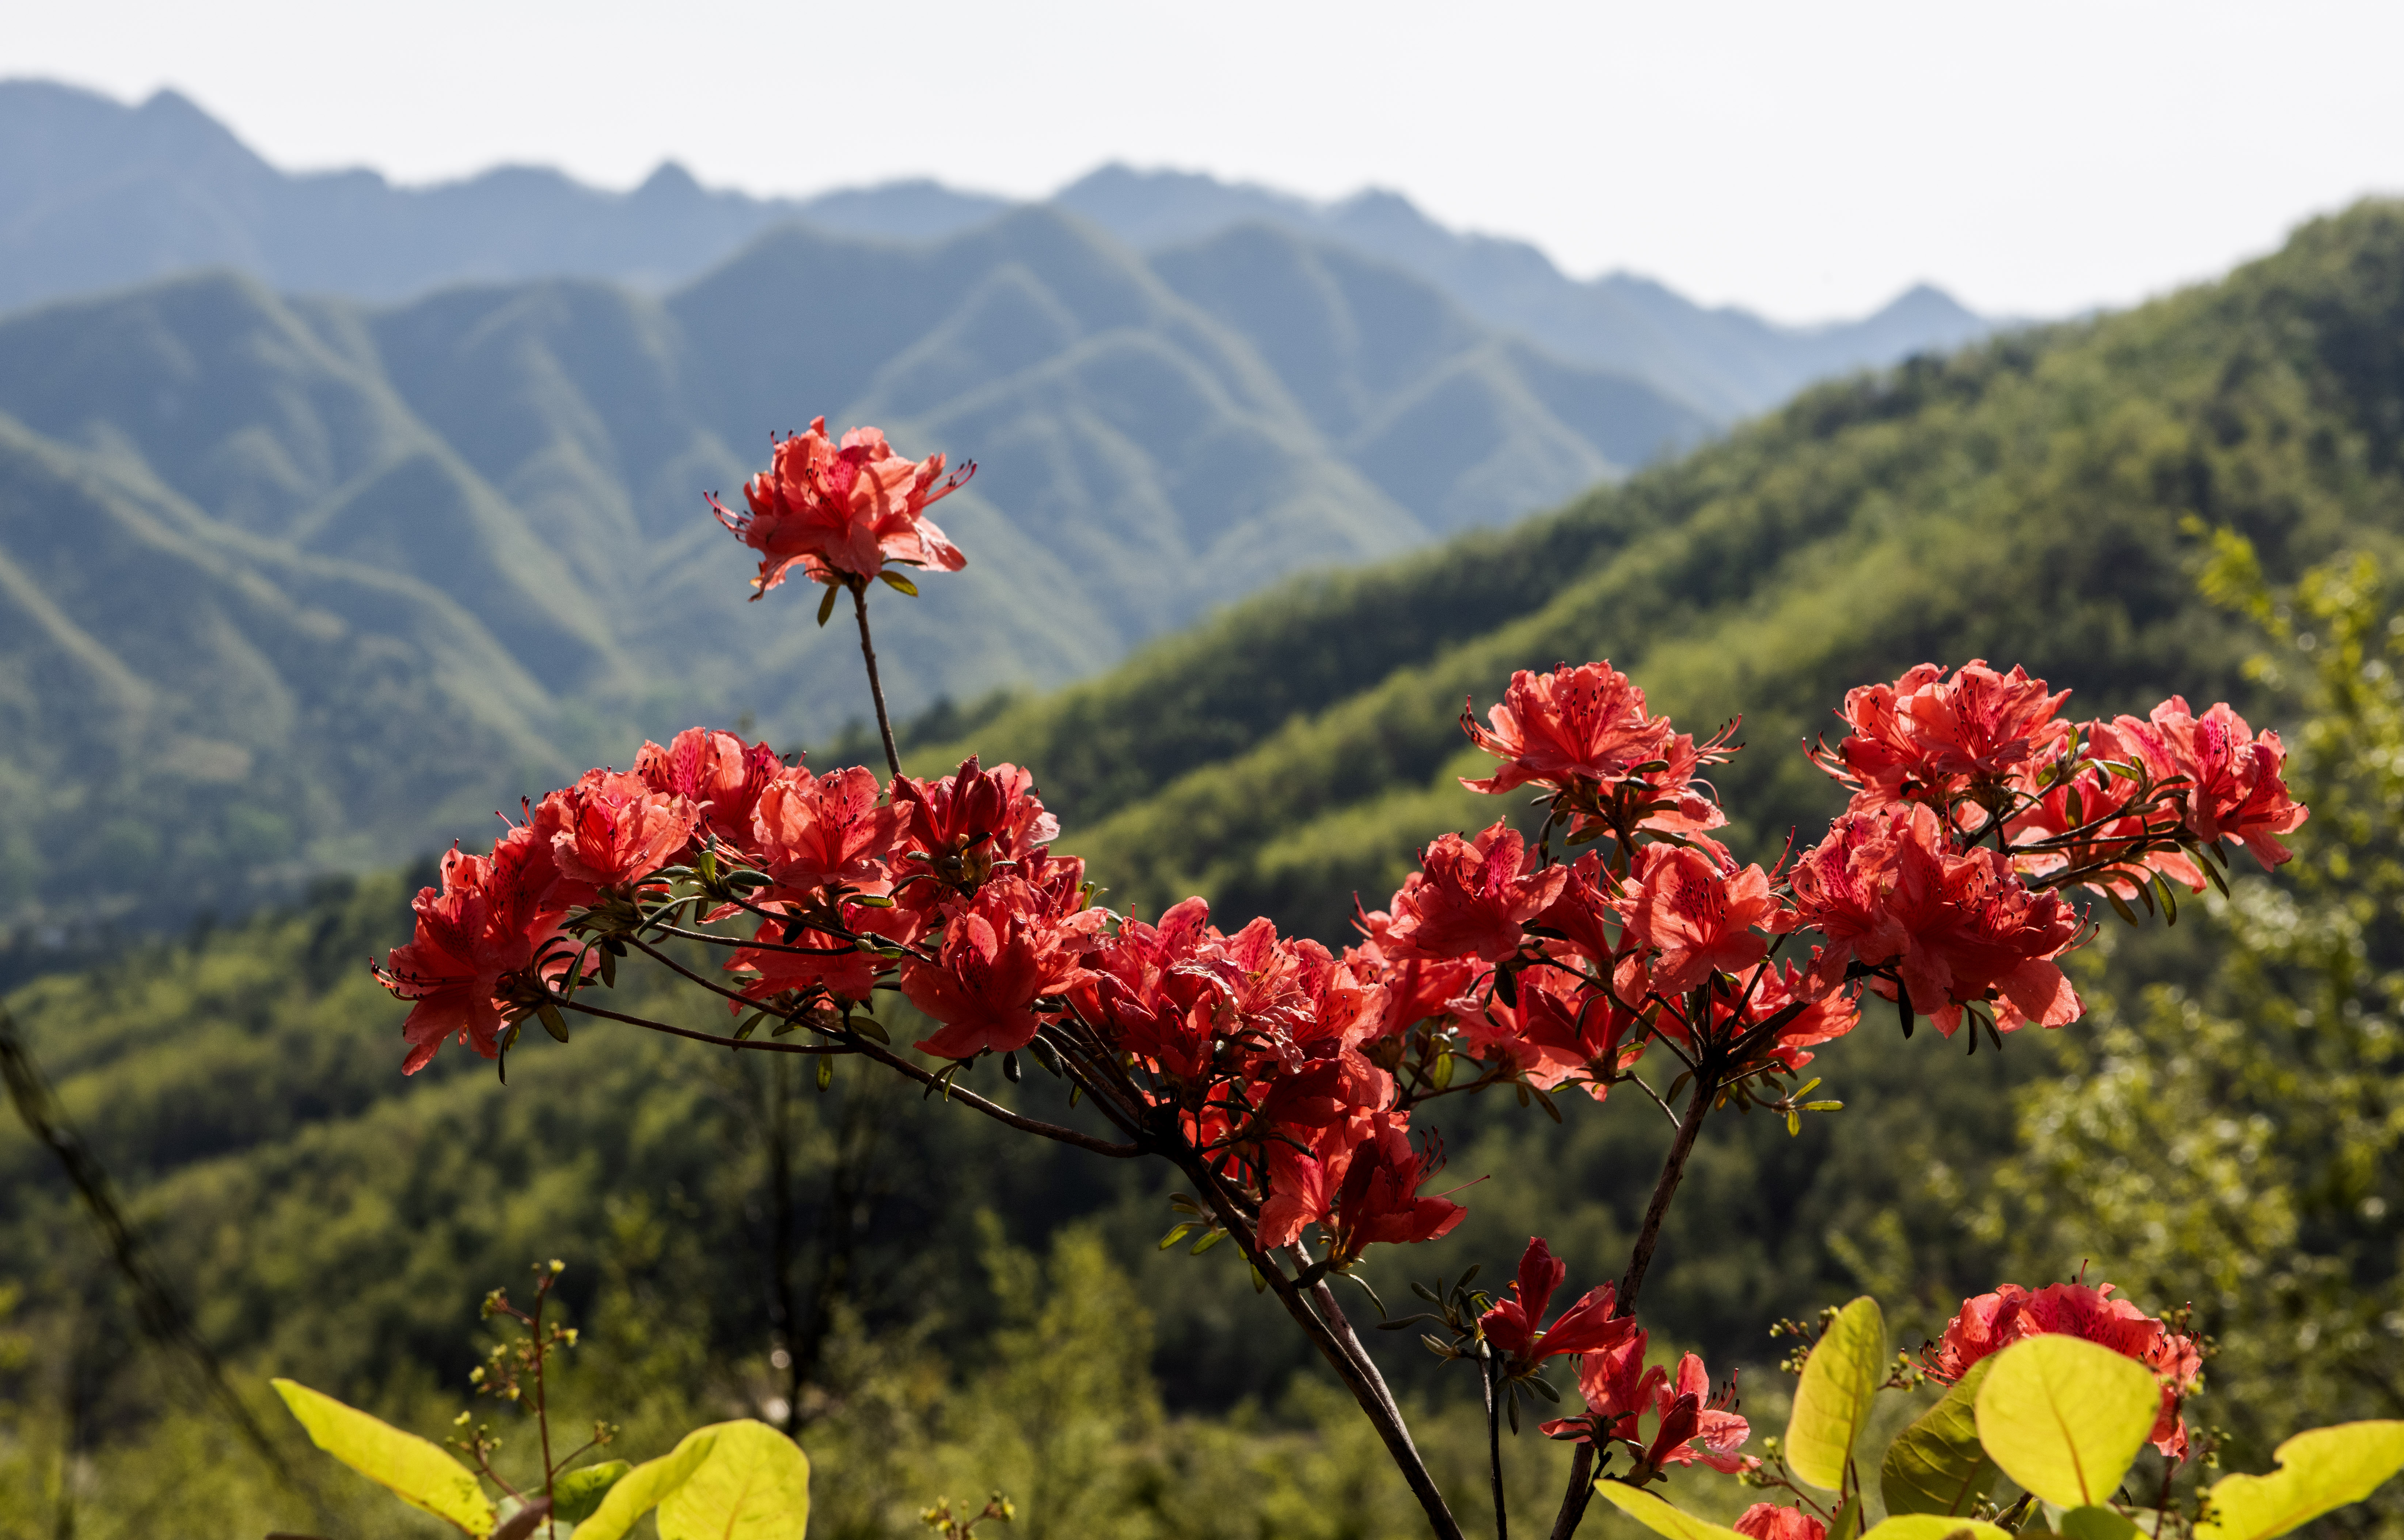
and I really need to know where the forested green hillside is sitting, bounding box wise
[929,201,2404,938]
[6,202,2404,1538]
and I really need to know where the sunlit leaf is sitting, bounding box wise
[1856,1516,2014,1540]
[554,1460,633,1524]
[1972,1335,2158,1506]
[1786,1295,1887,1490]
[270,1378,494,1536]
[1881,1358,2000,1516]
[2056,1505,2141,1540]
[657,1419,811,1540]
[571,1429,720,1540]
[1591,1480,1749,1540]
[2194,1421,2404,1540]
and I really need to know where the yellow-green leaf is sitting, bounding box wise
[657,1419,811,1540]
[1881,1358,2000,1517]
[1787,1296,1888,1490]
[572,1429,721,1540]
[2195,1421,2404,1540]
[1856,1517,2014,1540]
[1971,1336,2158,1507]
[2056,1505,2141,1540]
[1591,1480,1750,1540]
[554,1459,634,1523]
[270,1378,494,1537]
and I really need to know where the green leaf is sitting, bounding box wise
[2194,1420,2404,1540]
[1829,1489,1864,1540]
[570,1429,721,1540]
[1786,1295,1888,1490]
[816,585,839,626]
[1591,1480,1750,1540]
[270,1378,494,1536]
[878,570,920,597]
[1971,1335,2159,1506]
[1881,1358,2001,1516]
[2057,1505,2141,1540]
[554,1460,633,1524]
[1856,1518,2014,1540]
[657,1419,812,1540]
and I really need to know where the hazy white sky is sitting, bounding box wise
[7,0,2400,322]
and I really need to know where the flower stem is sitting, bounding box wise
[849,579,901,779]
[1549,1066,1718,1539]
[1484,1346,1510,1540]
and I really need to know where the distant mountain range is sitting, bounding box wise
[0,196,1711,925]
[0,78,1993,422]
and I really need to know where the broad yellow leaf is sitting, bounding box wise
[1971,1336,2157,1507]
[1788,1296,1888,1490]
[1857,1517,2013,1540]
[271,1377,494,1536]
[1881,1358,1999,1517]
[1591,1480,1750,1540]
[2195,1421,2404,1540]
[571,1429,721,1540]
[657,1420,811,1540]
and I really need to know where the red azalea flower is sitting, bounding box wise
[1928,1280,2202,1458]
[635,728,783,849]
[1479,1237,1634,1377]
[535,769,699,892]
[891,756,1060,898]
[1736,1505,1827,1540]
[1814,660,2070,809]
[1381,822,1570,964]
[1613,843,1786,998]
[710,417,971,595]
[901,877,1091,1059]
[1461,662,1679,796]
[2109,697,2309,870]
[376,828,572,1073]
[750,764,900,896]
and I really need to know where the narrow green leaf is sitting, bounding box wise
[537,1002,570,1043]
[1591,1480,1750,1540]
[1972,1335,2158,1507]
[2195,1421,2404,1540]
[657,1419,812,1540]
[1786,1295,1888,1490]
[1189,1228,1228,1256]
[571,1429,720,1540]
[1856,1518,2014,1540]
[1158,1222,1197,1251]
[270,1379,494,1536]
[1882,1358,2001,1516]
[1829,1490,1863,1540]
[816,585,839,626]
[878,570,920,597]
[554,1460,634,1523]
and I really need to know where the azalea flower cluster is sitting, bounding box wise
[1927,1277,2205,1459]
[371,421,2306,1540]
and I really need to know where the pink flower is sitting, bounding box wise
[710,417,972,595]
[891,756,1060,900]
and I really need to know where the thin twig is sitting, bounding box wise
[1484,1346,1510,1540]
[850,579,902,779]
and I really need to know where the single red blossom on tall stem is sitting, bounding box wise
[709,417,972,596]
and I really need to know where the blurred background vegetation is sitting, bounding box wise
[5,205,2404,1537]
